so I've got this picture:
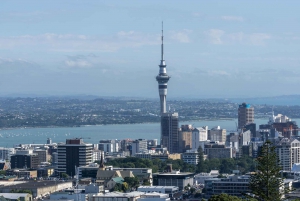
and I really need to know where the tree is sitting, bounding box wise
[10,189,32,195]
[143,179,151,186]
[112,183,122,192]
[61,173,69,179]
[249,141,289,201]
[190,187,196,194]
[122,182,129,192]
[209,194,258,201]
[197,146,205,173]
[124,177,140,189]
[208,193,241,201]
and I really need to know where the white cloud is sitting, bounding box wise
[64,60,91,68]
[206,30,271,46]
[208,70,230,76]
[206,29,225,44]
[221,16,244,22]
[228,32,271,45]
[248,33,271,45]
[0,32,159,52]
[170,29,192,43]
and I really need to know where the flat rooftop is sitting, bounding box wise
[138,186,178,189]
[0,181,72,189]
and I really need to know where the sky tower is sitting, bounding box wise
[156,22,170,114]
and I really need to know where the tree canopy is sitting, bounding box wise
[103,156,255,175]
[249,141,289,201]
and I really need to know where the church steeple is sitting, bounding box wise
[99,152,105,170]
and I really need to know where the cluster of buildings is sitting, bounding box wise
[1,28,300,201]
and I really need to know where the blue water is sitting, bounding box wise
[0,118,295,148]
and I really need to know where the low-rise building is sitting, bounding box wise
[194,170,219,185]
[88,191,169,201]
[6,169,37,179]
[204,175,250,198]
[0,193,32,201]
[205,142,232,159]
[182,150,198,165]
[0,181,72,199]
[131,139,148,156]
[135,152,181,161]
[153,171,194,190]
[137,186,178,198]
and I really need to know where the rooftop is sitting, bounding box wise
[0,193,30,199]
[0,181,72,189]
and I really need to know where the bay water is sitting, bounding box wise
[0,118,297,148]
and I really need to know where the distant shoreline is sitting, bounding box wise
[0,117,280,131]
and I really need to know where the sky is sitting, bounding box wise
[1,1,300,99]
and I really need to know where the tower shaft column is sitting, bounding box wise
[160,95,166,114]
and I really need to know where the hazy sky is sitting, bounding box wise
[1,1,300,98]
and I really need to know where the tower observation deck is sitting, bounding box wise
[156,22,170,114]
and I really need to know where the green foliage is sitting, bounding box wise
[209,193,258,201]
[143,179,151,186]
[124,177,140,189]
[197,146,205,173]
[194,192,202,198]
[0,170,6,175]
[209,193,241,201]
[249,141,289,201]
[10,189,32,195]
[196,155,256,174]
[190,187,196,194]
[122,182,129,192]
[112,183,122,192]
[105,157,196,173]
[61,173,69,179]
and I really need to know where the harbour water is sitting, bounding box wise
[0,118,298,148]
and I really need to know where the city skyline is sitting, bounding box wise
[1,1,300,98]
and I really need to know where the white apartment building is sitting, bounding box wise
[192,127,208,150]
[182,149,199,165]
[99,139,119,153]
[92,150,104,162]
[131,139,148,156]
[208,126,226,143]
[276,138,300,171]
[0,147,15,161]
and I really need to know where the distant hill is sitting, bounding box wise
[228,95,300,106]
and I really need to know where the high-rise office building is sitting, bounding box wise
[208,126,226,143]
[178,125,193,153]
[57,138,93,177]
[161,112,179,154]
[238,103,254,129]
[156,23,170,114]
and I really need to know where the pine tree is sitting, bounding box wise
[249,141,289,201]
[197,146,205,173]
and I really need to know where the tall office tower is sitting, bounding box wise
[161,112,179,154]
[208,126,226,143]
[192,126,208,150]
[238,102,254,129]
[156,23,170,114]
[178,125,193,153]
[57,138,93,177]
